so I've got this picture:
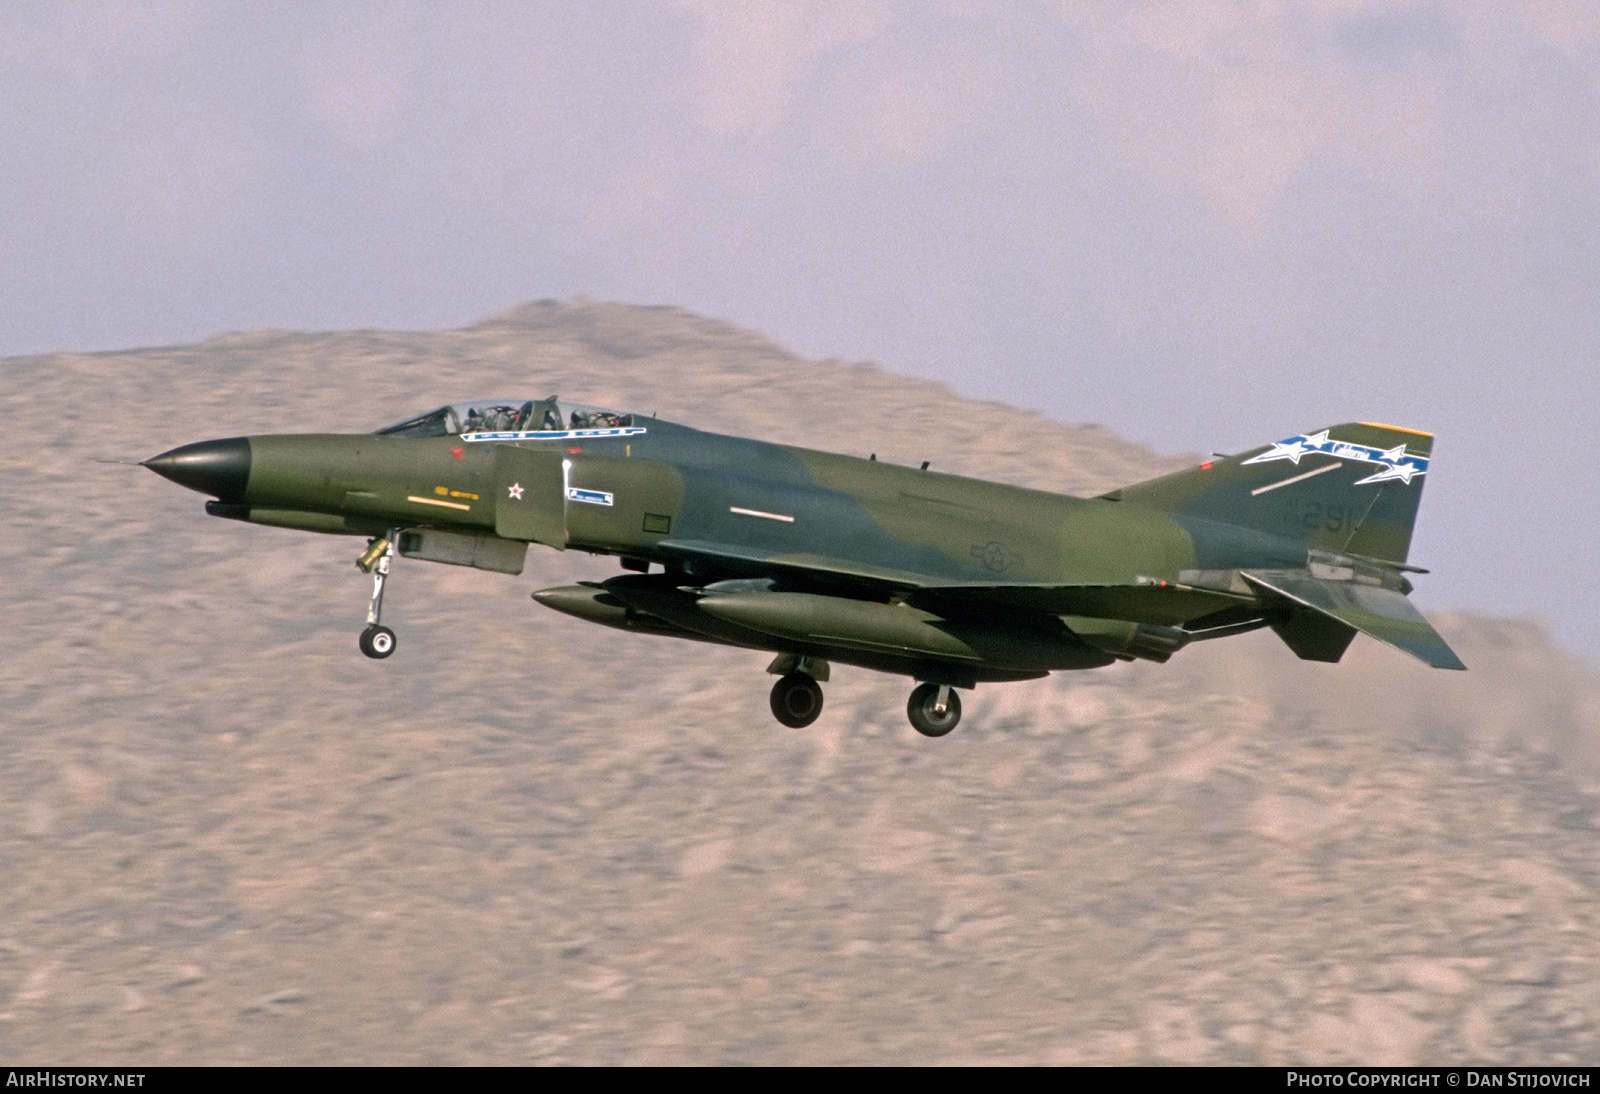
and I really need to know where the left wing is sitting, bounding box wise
[655,538,1249,624]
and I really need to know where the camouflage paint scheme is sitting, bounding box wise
[145,398,1462,736]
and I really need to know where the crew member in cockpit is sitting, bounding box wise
[534,402,562,431]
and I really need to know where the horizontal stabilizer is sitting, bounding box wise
[1242,571,1465,670]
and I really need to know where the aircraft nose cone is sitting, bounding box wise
[143,437,252,500]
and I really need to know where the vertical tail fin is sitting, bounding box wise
[1112,423,1462,670]
[1109,423,1434,564]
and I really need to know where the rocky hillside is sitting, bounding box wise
[2,301,1597,1063]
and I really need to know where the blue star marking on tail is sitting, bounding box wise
[1243,431,1427,486]
[1248,430,1329,466]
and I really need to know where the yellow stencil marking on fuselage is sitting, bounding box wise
[408,495,471,511]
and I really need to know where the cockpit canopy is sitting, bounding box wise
[375,397,638,439]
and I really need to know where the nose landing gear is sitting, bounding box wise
[357,532,399,659]
[359,623,396,659]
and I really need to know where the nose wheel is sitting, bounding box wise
[360,624,396,658]
[907,683,961,737]
[357,532,400,659]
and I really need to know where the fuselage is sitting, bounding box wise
[144,400,1463,734]
[169,414,1235,588]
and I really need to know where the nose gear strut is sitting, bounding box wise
[357,532,399,659]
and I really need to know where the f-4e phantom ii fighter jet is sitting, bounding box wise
[145,396,1463,737]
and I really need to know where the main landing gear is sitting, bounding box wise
[770,673,824,728]
[357,532,399,659]
[763,656,965,736]
[906,683,961,737]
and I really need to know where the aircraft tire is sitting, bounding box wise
[360,625,397,659]
[907,683,961,737]
[770,673,824,728]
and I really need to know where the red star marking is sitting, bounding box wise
[450,447,465,460]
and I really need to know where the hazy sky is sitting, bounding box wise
[4,1,1597,662]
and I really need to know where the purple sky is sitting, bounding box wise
[5,2,1597,662]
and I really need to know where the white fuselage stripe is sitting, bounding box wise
[729,506,795,523]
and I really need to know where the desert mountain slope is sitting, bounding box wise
[2,300,1597,1064]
